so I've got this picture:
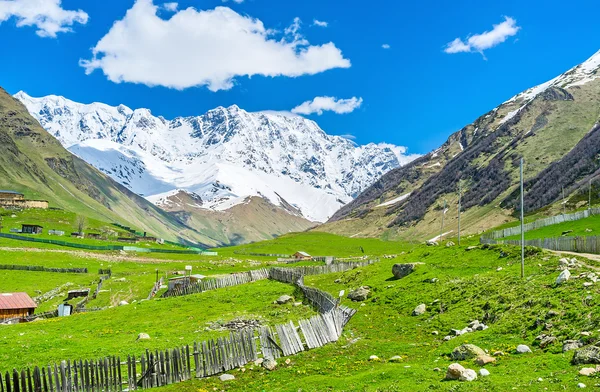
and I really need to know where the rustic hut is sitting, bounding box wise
[293,251,312,261]
[21,224,43,234]
[0,293,37,320]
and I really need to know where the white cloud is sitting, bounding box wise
[291,96,363,115]
[313,19,328,27]
[381,44,390,49]
[80,1,350,92]
[339,134,356,140]
[163,2,178,11]
[221,0,244,3]
[0,0,88,38]
[444,17,520,56]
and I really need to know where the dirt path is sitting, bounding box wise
[550,250,600,271]
[0,246,200,264]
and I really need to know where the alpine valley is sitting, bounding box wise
[15,93,418,245]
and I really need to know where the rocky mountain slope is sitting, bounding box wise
[14,94,418,223]
[321,49,600,240]
[0,87,218,246]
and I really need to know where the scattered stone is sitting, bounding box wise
[578,383,586,389]
[539,335,558,349]
[446,241,455,247]
[516,345,532,354]
[451,344,486,361]
[369,355,380,361]
[493,351,505,356]
[581,331,592,337]
[334,278,341,283]
[276,295,293,304]
[445,363,466,380]
[546,310,560,319]
[219,374,235,382]
[479,369,490,377]
[347,286,371,301]
[433,367,441,372]
[392,263,418,279]
[459,369,478,382]
[466,246,478,251]
[579,367,597,376]
[432,330,439,336]
[556,270,571,285]
[572,345,600,365]
[443,336,453,341]
[475,355,496,366]
[412,304,426,316]
[429,278,439,283]
[285,358,291,365]
[137,333,151,341]
[583,282,594,287]
[262,358,277,371]
[562,230,574,236]
[426,240,439,246]
[586,228,593,232]
[564,340,584,353]
[254,358,264,366]
[119,300,129,306]
[389,356,403,363]
[293,302,302,307]
[496,267,503,272]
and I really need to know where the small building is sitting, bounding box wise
[0,190,48,209]
[0,293,37,320]
[293,251,312,261]
[66,289,90,301]
[118,237,139,244]
[48,230,65,236]
[168,274,206,291]
[21,224,43,234]
[0,190,24,200]
[86,233,103,240]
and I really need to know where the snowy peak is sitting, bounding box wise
[16,92,419,222]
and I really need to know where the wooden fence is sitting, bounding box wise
[481,208,600,240]
[92,275,111,300]
[483,235,600,255]
[146,278,164,300]
[0,264,88,274]
[161,269,269,298]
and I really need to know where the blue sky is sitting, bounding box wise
[1,0,599,154]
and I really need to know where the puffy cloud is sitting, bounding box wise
[162,2,178,11]
[222,0,244,3]
[444,17,520,56]
[0,0,88,38]
[80,0,350,92]
[313,19,328,27]
[381,44,390,49]
[292,96,363,115]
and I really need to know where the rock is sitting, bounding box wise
[556,270,571,284]
[293,302,302,307]
[433,367,441,372]
[254,358,264,366]
[466,246,478,251]
[445,363,466,380]
[389,356,403,363]
[262,358,277,371]
[347,286,371,301]
[392,263,418,279]
[564,340,584,352]
[581,331,591,337]
[451,344,486,360]
[119,300,129,306]
[446,241,455,247]
[137,333,151,341]
[285,358,291,365]
[459,369,478,382]
[443,336,453,341]
[562,230,573,236]
[468,320,480,328]
[276,295,293,304]
[516,344,532,354]
[496,267,503,272]
[479,368,490,377]
[430,278,439,283]
[546,310,559,319]
[369,355,380,361]
[578,383,586,388]
[432,330,439,335]
[475,324,488,331]
[572,345,600,365]
[493,351,505,356]
[585,228,593,232]
[540,335,557,349]
[334,279,341,283]
[583,282,594,287]
[426,240,439,246]
[475,355,496,366]
[219,374,235,381]
[579,367,597,376]
[412,304,426,316]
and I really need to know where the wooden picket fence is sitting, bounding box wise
[484,235,600,255]
[146,278,164,300]
[161,269,269,298]
[481,208,600,240]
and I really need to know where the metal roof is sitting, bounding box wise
[295,251,311,257]
[0,190,23,195]
[0,293,37,310]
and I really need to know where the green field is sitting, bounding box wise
[1,227,598,391]
[504,214,600,241]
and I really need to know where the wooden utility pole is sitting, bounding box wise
[520,158,525,278]
[458,182,462,246]
[440,199,447,242]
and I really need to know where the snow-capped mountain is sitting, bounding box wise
[15,93,419,222]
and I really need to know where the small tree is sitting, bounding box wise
[76,215,87,235]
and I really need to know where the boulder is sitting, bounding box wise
[540,335,557,349]
[459,369,478,382]
[579,367,597,376]
[426,240,439,246]
[389,356,403,363]
[516,345,532,354]
[556,270,571,285]
[347,286,371,301]
[262,358,277,371]
[369,355,380,361]
[466,246,478,251]
[119,300,129,306]
[475,355,496,366]
[578,383,586,389]
[276,295,293,304]
[479,368,490,377]
[412,304,426,316]
[137,333,151,341]
[392,263,418,279]
[451,344,486,360]
[445,363,465,380]
[572,346,600,365]
[564,340,584,352]
[446,241,456,247]
[219,374,235,381]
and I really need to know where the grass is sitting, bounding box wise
[504,214,600,241]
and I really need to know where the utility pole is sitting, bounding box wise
[562,186,566,215]
[590,179,592,211]
[440,199,446,242]
[458,182,462,246]
[520,158,525,279]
